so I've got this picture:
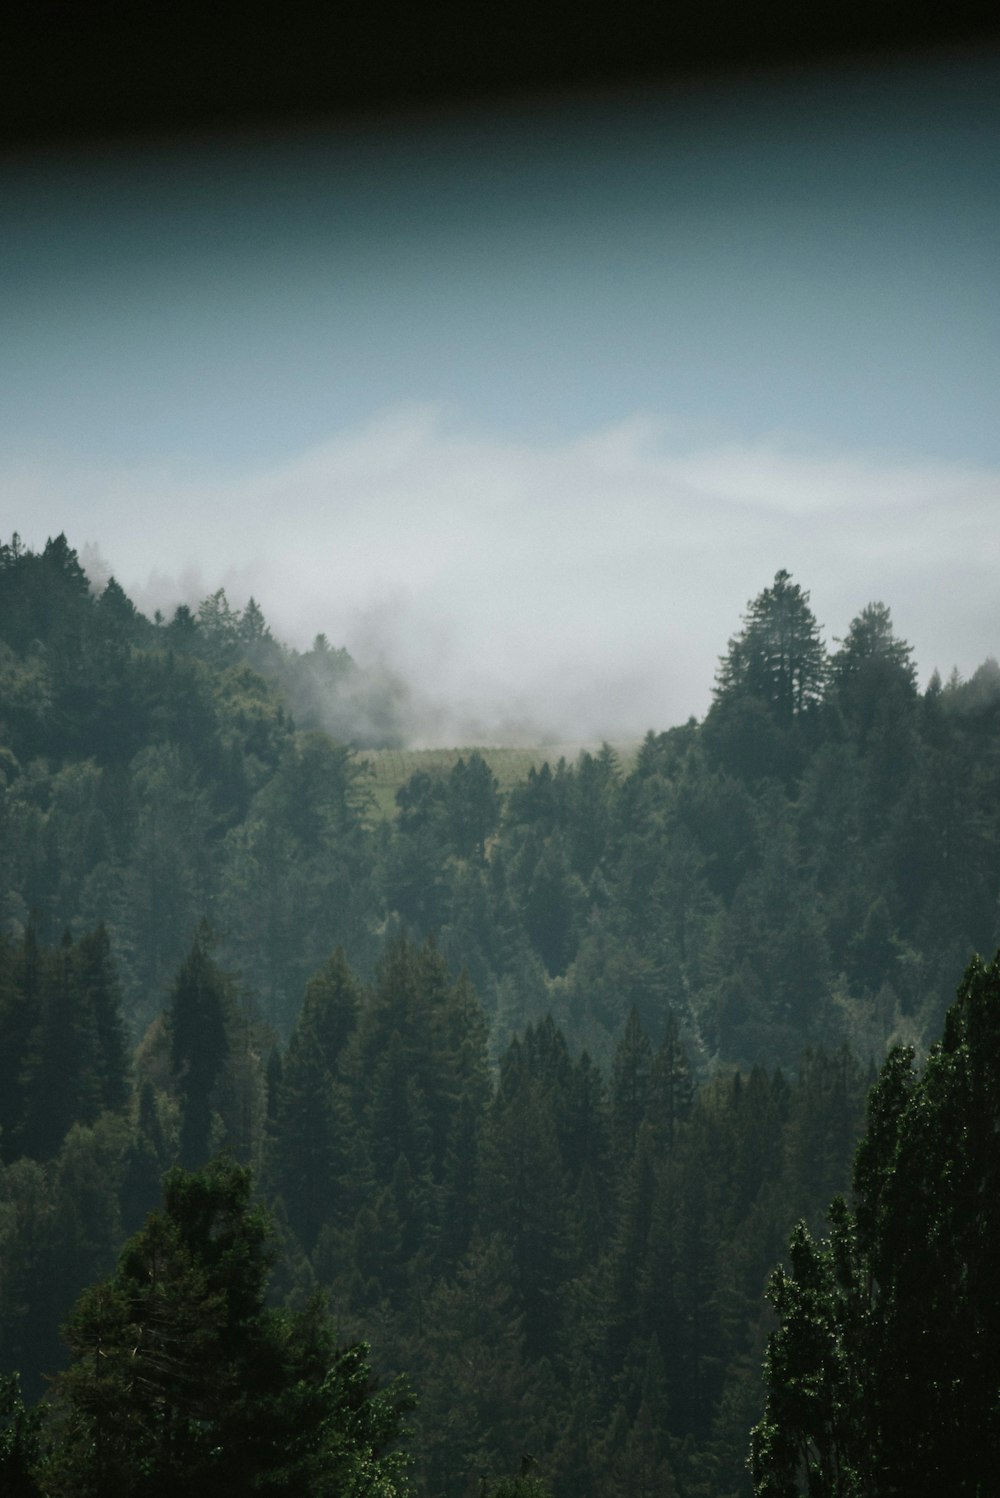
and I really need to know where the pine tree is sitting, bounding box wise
[269,949,363,1252]
[45,1158,415,1498]
[0,1372,42,1498]
[479,1068,571,1361]
[19,931,101,1161]
[168,929,231,1169]
[611,1007,653,1163]
[73,925,130,1114]
[750,951,1000,1496]
[647,1009,694,1153]
[714,570,827,724]
[706,571,827,786]
[0,927,40,1161]
[446,752,501,860]
[828,602,917,753]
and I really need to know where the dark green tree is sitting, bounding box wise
[269,949,363,1251]
[72,924,130,1114]
[610,1007,653,1163]
[828,601,917,752]
[0,1372,43,1498]
[18,932,101,1161]
[706,570,826,786]
[45,1158,414,1498]
[647,1009,694,1153]
[168,930,231,1169]
[479,1063,571,1361]
[714,571,827,724]
[445,752,501,860]
[0,926,42,1161]
[750,951,1000,1496]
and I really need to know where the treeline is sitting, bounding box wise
[5,938,997,1497]
[3,535,1000,1494]
[751,951,1000,1497]
[0,532,386,1034]
[0,1156,416,1498]
[0,923,871,1497]
[2,540,999,1072]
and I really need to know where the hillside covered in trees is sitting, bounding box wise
[2,533,999,1496]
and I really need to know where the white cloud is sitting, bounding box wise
[4,405,998,743]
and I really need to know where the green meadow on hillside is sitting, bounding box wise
[356,742,642,819]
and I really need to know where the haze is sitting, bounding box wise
[3,50,998,744]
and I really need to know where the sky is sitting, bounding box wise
[2,48,998,744]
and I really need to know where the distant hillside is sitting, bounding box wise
[3,535,1000,1073]
[4,539,1000,1498]
[357,742,642,819]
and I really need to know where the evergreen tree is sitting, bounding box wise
[446,752,502,860]
[45,1157,414,1498]
[479,1066,570,1361]
[647,1009,694,1153]
[714,571,827,724]
[751,951,1000,1496]
[0,927,41,1161]
[0,1157,61,1398]
[611,1007,654,1162]
[269,949,363,1251]
[72,925,130,1114]
[828,601,917,753]
[168,930,231,1169]
[19,932,101,1161]
[120,1080,176,1235]
[706,571,826,786]
[0,1372,42,1498]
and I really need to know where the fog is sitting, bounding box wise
[3,50,998,745]
[15,409,999,745]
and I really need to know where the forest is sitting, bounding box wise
[1,532,999,1496]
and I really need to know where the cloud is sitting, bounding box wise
[4,405,999,744]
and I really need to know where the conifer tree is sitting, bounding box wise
[751,951,1000,1496]
[19,932,101,1161]
[0,1372,42,1498]
[714,570,827,724]
[647,1009,694,1153]
[168,928,231,1169]
[611,1006,653,1162]
[479,1067,570,1361]
[73,924,130,1114]
[0,927,40,1161]
[45,1158,414,1498]
[269,949,363,1252]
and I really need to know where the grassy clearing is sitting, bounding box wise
[355,743,641,820]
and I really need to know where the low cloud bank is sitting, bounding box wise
[10,406,1000,745]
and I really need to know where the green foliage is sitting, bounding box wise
[486,1473,554,1498]
[268,949,362,1250]
[829,602,917,756]
[0,1372,43,1497]
[750,952,1000,1496]
[706,570,827,787]
[5,540,998,1077]
[0,925,130,1165]
[610,1006,653,1162]
[5,540,1000,1498]
[714,570,827,724]
[44,1158,413,1498]
[168,928,232,1169]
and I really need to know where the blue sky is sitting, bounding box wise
[2,49,998,742]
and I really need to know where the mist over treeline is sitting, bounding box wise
[3,530,1000,1497]
[80,537,595,750]
[75,537,415,748]
[3,529,1000,1049]
[76,527,1000,752]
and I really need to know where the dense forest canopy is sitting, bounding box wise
[1,531,999,1497]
